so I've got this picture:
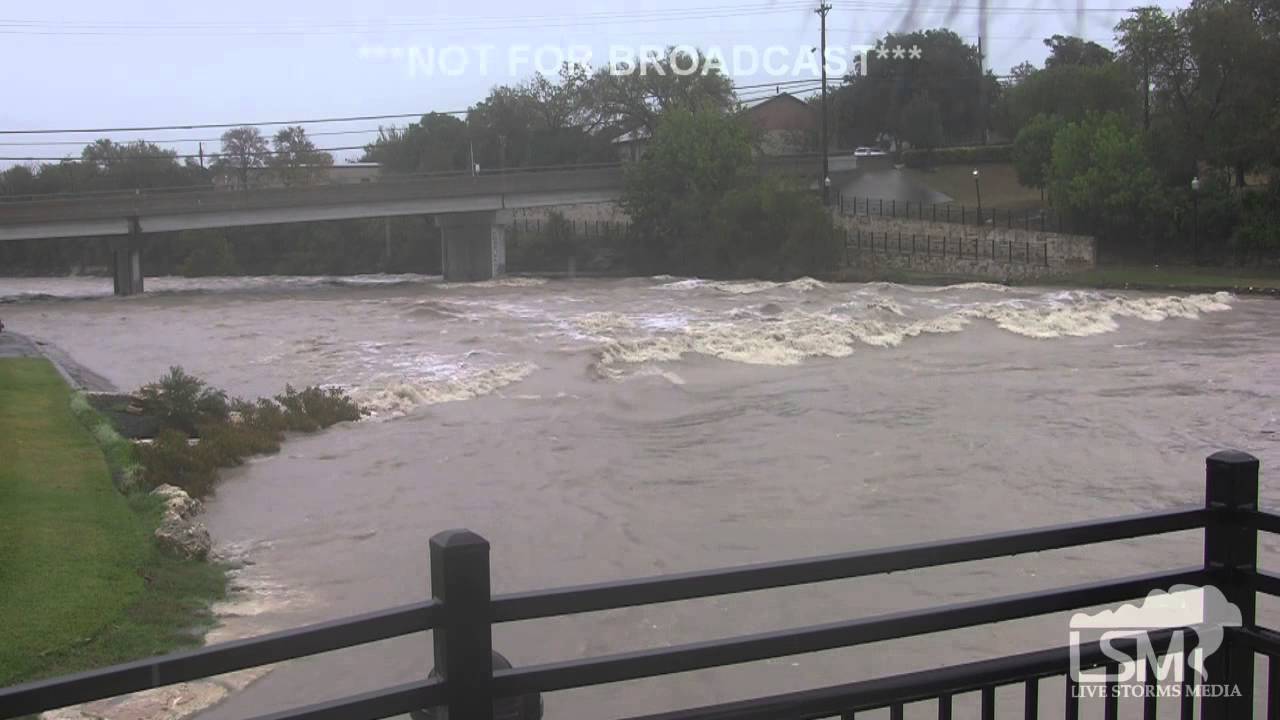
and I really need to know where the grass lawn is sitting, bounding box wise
[904,163,1045,208]
[0,358,225,687]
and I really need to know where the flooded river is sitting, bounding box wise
[2,274,1278,719]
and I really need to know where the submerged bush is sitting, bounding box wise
[138,429,219,498]
[273,385,363,431]
[127,371,364,498]
[137,367,229,436]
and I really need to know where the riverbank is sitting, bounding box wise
[835,263,1280,296]
[0,357,226,690]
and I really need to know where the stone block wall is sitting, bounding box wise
[833,212,1095,280]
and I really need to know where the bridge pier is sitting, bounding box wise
[436,212,506,282]
[110,220,144,296]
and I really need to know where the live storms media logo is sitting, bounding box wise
[1068,585,1243,699]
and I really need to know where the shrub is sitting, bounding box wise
[138,429,218,498]
[178,237,239,277]
[127,371,362,498]
[711,176,841,279]
[274,385,363,431]
[137,367,229,435]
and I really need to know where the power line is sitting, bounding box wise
[0,112,465,136]
[0,127,391,147]
[0,78,817,138]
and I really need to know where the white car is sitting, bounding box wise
[854,147,887,157]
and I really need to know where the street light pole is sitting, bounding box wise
[1191,176,1201,264]
[816,2,832,206]
[973,169,982,225]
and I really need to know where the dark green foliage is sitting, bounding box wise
[1236,185,1280,264]
[272,385,363,431]
[129,370,363,498]
[832,29,998,149]
[996,61,1140,136]
[1011,116,1063,191]
[138,429,220,498]
[1048,113,1170,260]
[622,109,837,279]
[136,367,229,436]
[178,237,239,277]
[712,176,842,279]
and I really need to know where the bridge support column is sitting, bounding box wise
[110,219,144,296]
[436,211,506,282]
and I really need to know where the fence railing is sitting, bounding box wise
[842,227,1052,267]
[0,450,1273,720]
[837,193,1076,235]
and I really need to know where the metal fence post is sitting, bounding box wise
[430,529,495,720]
[1202,450,1260,720]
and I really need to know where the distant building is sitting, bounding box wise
[739,93,818,155]
[611,128,650,162]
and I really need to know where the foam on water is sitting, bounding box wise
[590,291,1234,374]
[353,361,537,417]
[440,277,548,289]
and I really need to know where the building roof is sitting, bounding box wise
[740,93,818,132]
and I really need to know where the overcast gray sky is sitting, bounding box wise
[0,0,1174,167]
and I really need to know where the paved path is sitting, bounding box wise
[0,330,116,390]
[0,329,40,358]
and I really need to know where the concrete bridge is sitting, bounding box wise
[0,155,843,293]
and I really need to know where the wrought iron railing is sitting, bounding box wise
[0,450,1271,720]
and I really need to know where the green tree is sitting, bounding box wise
[1048,112,1169,259]
[833,29,998,148]
[622,109,754,271]
[622,108,835,277]
[997,60,1139,135]
[213,127,270,189]
[268,126,333,186]
[1115,6,1179,131]
[1043,35,1116,68]
[898,95,944,161]
[582,48,737,137]
[466,65,613,169]
[1011,114,1063,196]
[712,176,840,279]
[361,113,469,173]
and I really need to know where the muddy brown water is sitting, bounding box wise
[2,274,1278,719]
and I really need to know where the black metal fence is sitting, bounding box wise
[505,218,632,274]
[842,227,1052,267]
[837,193,1076,234]
[1,450,1275,720]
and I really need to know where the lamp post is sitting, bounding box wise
[973,169,982,225]
[816,2,832,206]
[1191,176,1201,264]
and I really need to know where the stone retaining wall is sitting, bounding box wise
[833,212,1095,280]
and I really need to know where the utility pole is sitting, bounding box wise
[816,1,832,206]
[977,35,987,145]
